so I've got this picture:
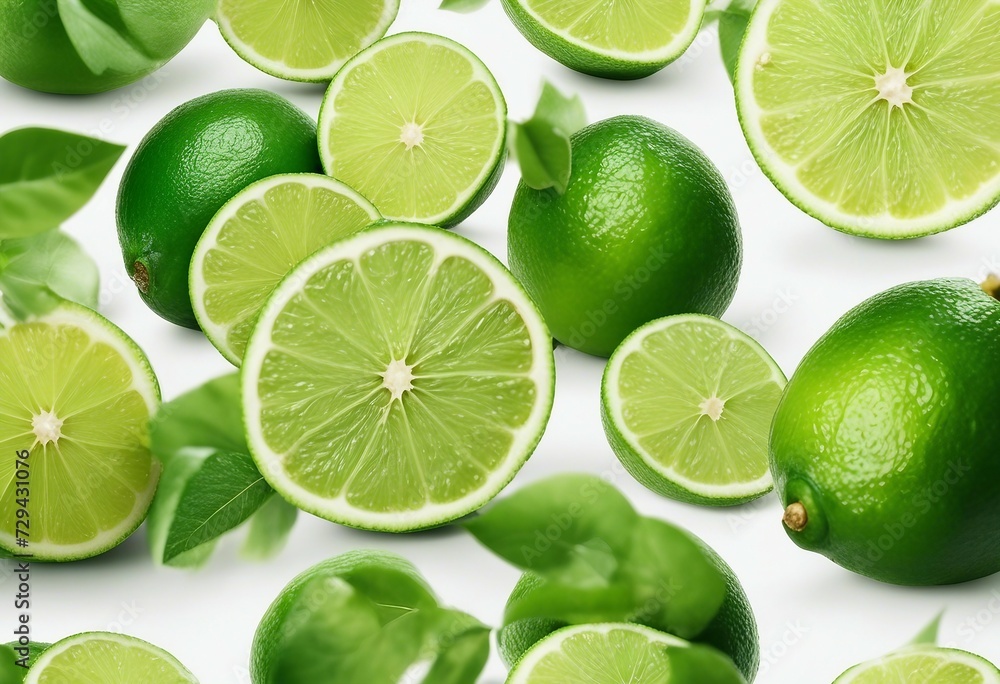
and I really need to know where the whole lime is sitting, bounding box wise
[117,89,322,328]
[0,0,212,94]
[498,536,760,681]
[771,278,1000,586]
[508,115,742,357]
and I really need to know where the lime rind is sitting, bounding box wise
[602,314,784,506]
[735,0,1000,238]
[242,224,555,532]
[0,302,160,562]
[24,632,198,684]
[189,173,381,366]
[216,0,400,83]
[834,645,1000,684]
[317,32,508,227]
[500,0,706,79]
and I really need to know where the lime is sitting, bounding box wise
[217,0,399,82]
[24,633,197,683]
[117,89,322,329]
[1,642,49,682]
[190,173,380,365]
[318,32,507,227]
[771,278,1000,585]
[508,115,742,358]
[602,315,785,506]
[507,623,747,684]
[0,302,160,562]
[835,645,1000,684]
[242,223,555,532]
[501,0,706,79]
[735,0,1000,238]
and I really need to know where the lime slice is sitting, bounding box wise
[190,173,381,366]
[500,0,706,79]
[25,632,197,683]
[735,0,1000,238]
[216,0,399,82]
[242,223,555,531]
[318,32,507,227]
[507,623,747,684]
[0,303,160,561]
[601,314,785,506]
[835,646,1000,684]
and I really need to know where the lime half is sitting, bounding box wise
[0,303,160,561]
[507,623,747,684]
[318,32,507,227]
[500,0,706,79]
[25,633,197,683]
[602,315,785,506]
[242,224,555,531]
[835,646,1000,684]
[736,0,1000,238]
[217,0,399,82]
[190,173,380,366]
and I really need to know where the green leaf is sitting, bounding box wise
[510,120,572,193]
[718,0,756,82]
[422,618,491,684]
[0,128,125,239]
[533,81,587,137]
[910,613,944,646]
[241,496,298,561]
[0,231,100,320]
[668,643,749,683]
[439,0,492,12]
[56,0,160,75]
[149,373,246,463]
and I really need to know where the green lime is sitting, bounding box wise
[190,173,380,365]
[735,0,1000,238]
[771,278,1000,585]
[117,89,322,329]
[318,32,507,227]
[498,537,760,681]
[1,642,49,682]
[217,0,399,82]
[508,115,742,358]
[835,645,1000,684]
[0,302,160,562]
[506,623,747,684]
[501,0,706,79]
[24,633,196,683]
[602,315,785,506]
[0,0,212,94]
[242,223,555,532]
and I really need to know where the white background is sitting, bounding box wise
[2,3,1000,682]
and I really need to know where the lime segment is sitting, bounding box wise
[835,646,1000,684]
[318,33,507,227]
[242,224,554,531]
[602,315,785,506]
[0,304,160,561]
[25,633,197,683]
[190,173,380,365]
[217,0,399,82]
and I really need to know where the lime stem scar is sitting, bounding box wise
[783,502,808,532]
[132,261,149,294]
[981,274,1000,301]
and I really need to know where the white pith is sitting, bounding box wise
[874,65,913,109]
[31,410,63,446]
[381,358,416,400]
[400,122,425,150]
[24,632,198,684]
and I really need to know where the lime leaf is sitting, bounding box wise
[422,618,491,684]
[0,128,125,239]
[718,0,755,82]
[668,643,749,684]
[150,373,246,463]
[510,120,573,193]
[56,0,159,75]
[533,81,587,137]
[241,496,298,561]
[0,231,100,321]
[910,613,944,646]
[439,0,491,12]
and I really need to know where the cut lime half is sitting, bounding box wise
[190,173,381,366]
[216,0,399,82]
[318,32,507,227]
[835,646,1000,684]
[602,315,785,506]
[24,632,197,684]
[507,623,747,684]
[736,0,1000,238]
[242,224,555,531]
[500,0,706,79]
[0,303,160,561]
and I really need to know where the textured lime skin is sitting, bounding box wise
[0,0,212,94]
[498,541,760,681]
[117,89,322,329]
[771,278,1000,586]
[508,116,741,358]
